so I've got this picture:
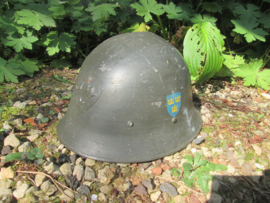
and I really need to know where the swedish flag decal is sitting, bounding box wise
[166,92,181,117]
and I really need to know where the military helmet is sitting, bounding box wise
[57,32,202,163]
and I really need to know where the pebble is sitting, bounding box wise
[77,185,90,196]
[59,189,74,202]
[26,186,38,195]
[84,167,95,181]
[91,194,98,201]
[41,180,57,196]
[0,188,13,203]
[44,162,58,174]
[69,154,77,164]
[85,158,95,166]
[18,141,32,153]
[60,163,73,176]
[13,101,27,109]
[255,163,265,169]
[162,170,172,180]
[98,193,107,202]
[208,193,222,203]
[150,190,161,202]
[151,167,162,175]
[142,179,154,190]
[57,154,70,164]
[13,118,23,127]
[251,144,262,156]
[73,164,84,181]
[159,182,178,197]
[173,195,186,203]
[193,136,205,145]
[13,182,29,199]
[1,146,11,155]
[227,164,236,174]
[4,134,20,148]
[134,185,148,195]
[99,185,113,195]
[98,166,114,185]
[35,174,47,187]
[75,157,84,165]
[113,178,131,192]
[0,167,15,179]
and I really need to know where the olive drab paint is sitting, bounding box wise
[57,32,202,163]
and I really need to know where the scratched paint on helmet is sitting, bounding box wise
[166,92,181,117]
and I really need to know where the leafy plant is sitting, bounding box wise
[4,147,44,162]
[171,153,227,192]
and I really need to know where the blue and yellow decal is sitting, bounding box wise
[166,92,181,117]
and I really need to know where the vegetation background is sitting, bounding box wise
[0,0,269,90]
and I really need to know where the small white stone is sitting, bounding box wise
[91,194,98,201]
[255,163,265,169]
[227,164,235,174]
[150,190,161,202]
[13,183,29,199]
[191,148,197,154]
[251,144,262,156]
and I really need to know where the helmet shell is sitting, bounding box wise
[57,32,202,163]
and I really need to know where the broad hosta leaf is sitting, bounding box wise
[43,31,76,55]
[184,15,225,84]
[5,30,38,52]
[122,22,150,33]
[232,15,268,42]
[131,0,164,22]
[163,2,188,21]
[5,152,26,162]
[201,2,223,14]
[16,9,56,30]
[86,3,119,21]
[0,57,25,83]
[235,59,270,90]
[234,4,260,18]
[190,14,217,25]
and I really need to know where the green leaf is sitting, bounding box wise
[51,59,72,69]
[89,20,108,35]
[183,155,193,165]
[163,2,188,21]
[194,171,212,192]
[235,60,270,90]
[183,162,193,172]
[8,56,39,77]
[193,153,201,167]
[205,162,227,172]
[52,74,74,85]
[86,3,119,21]
[231,15,268,42]
[0,57,25,83]
[41,117,49,123]
[183,17,225,84]
[16,9,56,30]
[44,31,76,55]
[234,4,260,18]
[5,31,38,52]
[5,152,26,162]
[122,22,150,33]
[201,2,223,14]
[190,14,217,25]
[259,13,270,29]
[170,168,181,177]
[49,4,66,17]
[223,54,245,69]
[27,148,43,160]
[131,0,164,22]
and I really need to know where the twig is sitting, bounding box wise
[17,170,76,199]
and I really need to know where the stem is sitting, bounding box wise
[262,48,270,69]
[260,0,264,10]
[222,27,231,54]
[157,15,167,39]
[195,0,203,13]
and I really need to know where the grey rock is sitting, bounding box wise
[142,179,154,190]
[36,158,44,165]
[35,174,47,187]
[41,180,57,196]
[18,141,32,153]
[211,180,220,192]
[208,193,222,203]
[16,88,26,94]
[70,154,77,164]
[138,162,151,169]
[57,154,70,164]
[0,188,13,203]
[0,179,14,189]
[84,167,95,181]
[26,186,38,195]
[76,157,84,165]
[13,101,27,109]
[160,182,178,197]
[13,183,29,199]
[73,164,84,181]
[28,129,43,136]
[13,118,23,127]
[1,146,11,155]
[192,136,205,145]
[4,133,20,148]
[44,162,58,173]
[99,185,113,195]
[52,170,63,176]
[3,121,12,131]
[42,102,52,107]
[47,144,57,151]
[36,113,44,121]
[60,163,72,176]
[77,185,90,196]
[134,185,148,195]
[58,189,74,202]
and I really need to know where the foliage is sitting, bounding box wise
[170,153,227,192]
[0,0,269,88]
[4,147,44,162]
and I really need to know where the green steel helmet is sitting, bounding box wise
[57,32,202,163]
